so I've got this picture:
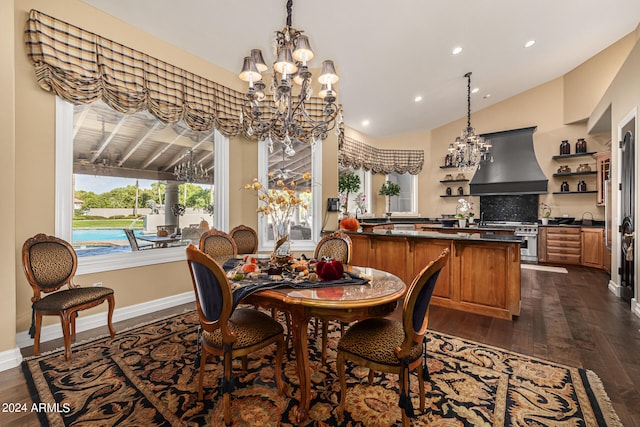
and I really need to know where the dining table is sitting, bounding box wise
[136,234,183,248]
[240,264,407,423]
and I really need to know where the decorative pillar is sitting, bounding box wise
[165,181,180,230]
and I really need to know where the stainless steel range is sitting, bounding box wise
[481,221,539,263]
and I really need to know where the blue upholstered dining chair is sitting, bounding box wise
[185,244,285,426]
[336,248,450,427]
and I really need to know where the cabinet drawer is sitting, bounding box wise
[548,246,581,255]
[547,235,581,244]
[547,253,581,264]
[547,227,580,235]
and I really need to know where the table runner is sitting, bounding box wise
[222,258,370,309]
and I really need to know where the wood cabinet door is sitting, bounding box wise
[349,233,371,267]
[455,242,516,314]
[538,227,548,262]
[581,228,603,268]
[371,236,412,284]
[411,239,452,299]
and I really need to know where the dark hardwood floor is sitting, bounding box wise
[1,265,639,426]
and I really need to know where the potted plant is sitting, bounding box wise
[456,199,471,228]
[338,172,361,215]
[379,181,401,222]
[540,203,552,225]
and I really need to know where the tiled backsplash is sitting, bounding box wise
[479,195,539,223]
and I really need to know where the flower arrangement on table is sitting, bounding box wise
[244,172,311,260]
[227,255,346,283]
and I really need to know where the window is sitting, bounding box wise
[338,167,372,216]
[257,139,322,252]
[386,172,418,215]
[56,98,229,274]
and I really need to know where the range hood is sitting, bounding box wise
[470,126,547,195]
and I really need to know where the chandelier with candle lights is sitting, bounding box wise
[238,0,342,154]
[448,72,492,170]
[174,149,209,182]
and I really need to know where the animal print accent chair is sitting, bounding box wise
[230,225,258,255]
[199,229,238,265]
[314,230,352,264]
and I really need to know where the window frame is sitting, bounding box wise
[386,172,419,216]
[256,139,322,252]
[55,97,229,275]
[339,167,372,216]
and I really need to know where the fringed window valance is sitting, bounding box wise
[23,9,332,141]
[339,136,424,175]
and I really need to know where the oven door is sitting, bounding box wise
[519,234,538,261]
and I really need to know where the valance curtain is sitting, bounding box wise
[339,136,424,175]
[23,9,332,141]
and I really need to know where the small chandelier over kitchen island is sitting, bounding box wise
[238,0,342,153]
[448,72,492,170]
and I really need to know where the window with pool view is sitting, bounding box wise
[56,98,228,270]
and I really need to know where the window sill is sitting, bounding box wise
[77,246,186,275]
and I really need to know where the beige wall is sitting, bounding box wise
[1,0,17,351]
[9,0,339,336]
[564,33,636,124]
[589,28,640,296]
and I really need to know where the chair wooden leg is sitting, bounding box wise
[274,337,285,396]
[321,321,329,363]
[400,368,410,427]
[336,351,347,422]
[418,365,425,412]
[223,351,232,426]
[60,312,73,361]
[33,313,42,356]
[241,356,248,371]
[71,312,77,342]
[106,295,116,338]
[197,349,207,400]
[368,369,374,384]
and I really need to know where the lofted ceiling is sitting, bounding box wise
[81,0,640,139]
[74,101,310,183]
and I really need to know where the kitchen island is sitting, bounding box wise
[347,229,522,320]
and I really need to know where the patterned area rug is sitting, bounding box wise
[22,310,621,426]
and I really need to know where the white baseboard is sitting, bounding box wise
[0,347,23,371]
[15,291,195,350]
[632,298,640,319]
[607,279,622,297]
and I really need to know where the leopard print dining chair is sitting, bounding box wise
[229,225,259,255]
[313,230,353,362]
[335,248,450,427]
[199,229,238,265]
[22,233,116,360]
[314,230,352,264]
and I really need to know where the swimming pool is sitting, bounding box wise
[73,228,144,242]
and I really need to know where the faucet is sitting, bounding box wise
[480,212,485,226]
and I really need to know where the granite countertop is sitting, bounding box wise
[350,229,523,244]
[421,224,517,232]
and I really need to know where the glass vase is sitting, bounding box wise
[271,220,292,263]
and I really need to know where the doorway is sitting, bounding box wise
[620,117,635,304]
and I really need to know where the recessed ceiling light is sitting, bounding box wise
[524,40,536,48]
[362,120,370,127]
[471,88,479,94]
[483,94,491,99]
[452,46,463,55]
[414,95,423,102]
